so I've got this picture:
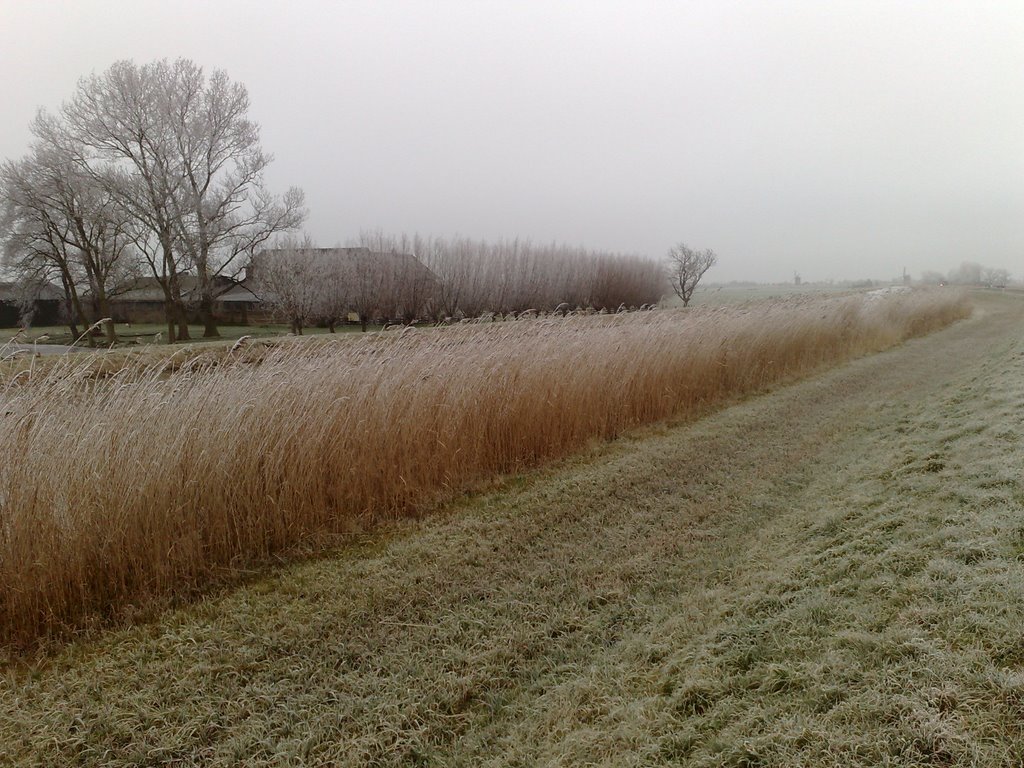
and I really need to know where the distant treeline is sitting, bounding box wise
[256,232,666,331]
[406,233,665,316]
[921,262,1011,287]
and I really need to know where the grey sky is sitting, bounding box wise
[2,1,1022,282]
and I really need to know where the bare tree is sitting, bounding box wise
[0,124,138,344]
[248,235,326,335]
[947,262,983,286]
[413,233,457,320]
[361,231,437,324]
[445,236,492,318]
[60,58,304,342]
[1,155,89,339]
[345,251,386,332]
[315,255,353,333]
[159,61,306,338]
[667,243,716,307]
[982,267,1010,288]
[60,60,192,342]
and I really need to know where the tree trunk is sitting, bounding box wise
[160,239,188,343]
[164,300,177,344]
[176,302,191,342]
[199,291,219,338]
[95,292,116,344]
[58,270,91,345]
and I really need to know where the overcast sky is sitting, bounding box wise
[2,1,1022,282]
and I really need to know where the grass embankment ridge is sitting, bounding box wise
[0,290,969,648]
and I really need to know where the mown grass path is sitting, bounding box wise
[4,292,1024,766]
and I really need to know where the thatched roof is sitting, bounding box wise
[0,282,64,302]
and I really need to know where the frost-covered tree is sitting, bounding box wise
[0,116,137,343]
[60,58,305,341]
[249,235,328,335]
[667,243,716,307]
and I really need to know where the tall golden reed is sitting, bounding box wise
[0,290,969,647]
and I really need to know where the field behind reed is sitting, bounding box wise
[0,290,969,648]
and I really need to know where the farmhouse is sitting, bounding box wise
[0,281,63,327]
[109,276,261,325]
[80,248,438,328]
[246,246,367,284]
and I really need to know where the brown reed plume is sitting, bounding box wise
[0,289,969,648]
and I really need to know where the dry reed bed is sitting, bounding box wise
[0,290,969,648]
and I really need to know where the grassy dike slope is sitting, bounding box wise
[4,291,1024,766]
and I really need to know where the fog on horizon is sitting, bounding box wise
[1,0,1021,284]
